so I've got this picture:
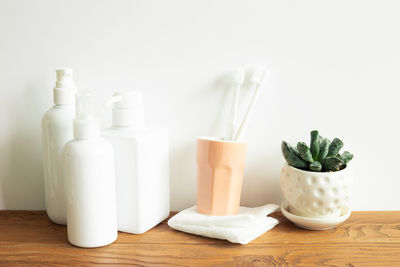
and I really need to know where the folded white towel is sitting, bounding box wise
[167,204,279,245]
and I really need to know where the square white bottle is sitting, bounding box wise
[102,91,170,234]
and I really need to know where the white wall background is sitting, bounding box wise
[1,0,399,211]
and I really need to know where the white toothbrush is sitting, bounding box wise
[234,67,267,141]
[224,68,245,140]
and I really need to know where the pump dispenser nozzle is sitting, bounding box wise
[104,91,144,128]
[54,68,76,105]
[73,91,99,139]
[76,91,95,121]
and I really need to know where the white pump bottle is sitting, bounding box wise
[103,91,170,234]
[63,91,117,247]
[42,68,76,225]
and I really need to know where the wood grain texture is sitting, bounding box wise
[0,211,399,266]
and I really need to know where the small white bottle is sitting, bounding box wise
[103,91,170,234]
[42,68,76,225]
[63,91,117,248]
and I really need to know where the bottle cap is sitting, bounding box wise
[104,91,144,127]
[73,91,100,139]
[54,68,76,105]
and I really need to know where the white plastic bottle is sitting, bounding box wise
[103,91,170,234]
[42,68,76,225]
[63,91,117,248]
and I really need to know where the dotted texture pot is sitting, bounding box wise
[280,163,353,219]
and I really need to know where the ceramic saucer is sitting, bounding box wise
[281,201,351,230]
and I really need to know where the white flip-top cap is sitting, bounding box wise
[104,91,144,127]
[54,68,76,105]
[73,91,100,139]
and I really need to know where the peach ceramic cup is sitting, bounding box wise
[196,137,247,216]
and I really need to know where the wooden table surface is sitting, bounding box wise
[0,211,399,266]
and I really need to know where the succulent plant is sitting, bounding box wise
[281,130,353,172]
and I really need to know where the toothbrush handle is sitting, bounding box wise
[225,84,241,140]
[234,84,261,141]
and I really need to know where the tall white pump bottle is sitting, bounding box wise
[63,91,117,247]
[103,91,170,234]
[42,68,76,225]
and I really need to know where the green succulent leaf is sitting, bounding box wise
[341,151,354,164]
[282,131,353,172]
[327,138,343,157]
[281,141,308,169]
[322,156,344,171]
[297,142,314,163]
[311,140,320,161]
[310,130,320,160]
[309,161,322,172]
[318,138,331,161]
[310,130,319,146]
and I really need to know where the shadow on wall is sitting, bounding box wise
[240,152,283,207]
[168,70,283,211]
[169,72,234,211]
[1,84,45,210]
[169,141,196,211]
[209,72,238,137]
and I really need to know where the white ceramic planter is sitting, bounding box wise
[280,163,353,219]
